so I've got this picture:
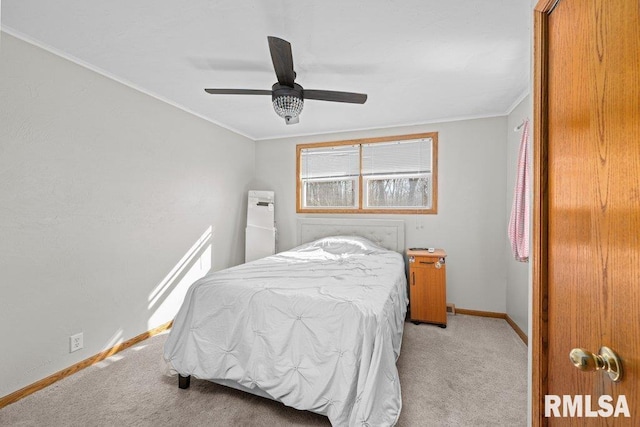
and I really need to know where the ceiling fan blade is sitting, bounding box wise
[303,89,368,104]
[204,89,272,95]
[267,36,296,87]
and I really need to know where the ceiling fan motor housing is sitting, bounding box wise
[271,83,303,99]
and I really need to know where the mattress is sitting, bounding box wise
[163,236,408,426]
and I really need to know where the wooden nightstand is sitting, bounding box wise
[407,248,447,328]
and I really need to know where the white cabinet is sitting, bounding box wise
[245,190,276,263]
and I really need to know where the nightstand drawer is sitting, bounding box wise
[410,256,446,268]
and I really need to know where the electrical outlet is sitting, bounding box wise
[70,333,83,353]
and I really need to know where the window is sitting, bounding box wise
[297,132,437,214]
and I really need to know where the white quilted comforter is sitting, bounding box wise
[163,236,408,426]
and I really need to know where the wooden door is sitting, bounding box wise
[533,0,640,425]
[410,260,446,325]
[410,265,431,321]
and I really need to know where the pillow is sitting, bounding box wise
[305,235,386,255]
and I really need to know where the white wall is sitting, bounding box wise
[505,94,532,335]
[0,32,255,397]
[252,117,509,314]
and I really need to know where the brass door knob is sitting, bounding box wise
[569,346,622,382]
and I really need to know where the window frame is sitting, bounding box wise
[296,132,438,214]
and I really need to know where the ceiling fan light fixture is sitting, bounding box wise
[204,37,367,125]
[272,95,304,123]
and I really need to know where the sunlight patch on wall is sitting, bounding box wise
[93,328,125,369]
[94,354,124,369]
[147,226,213,329]
[102,329,124,352]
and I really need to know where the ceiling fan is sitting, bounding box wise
[204,36,368,125]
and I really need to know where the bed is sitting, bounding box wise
[163,219,407,426]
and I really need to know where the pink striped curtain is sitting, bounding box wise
[508,119,530,262]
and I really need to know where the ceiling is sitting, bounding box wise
[1,1,531,141]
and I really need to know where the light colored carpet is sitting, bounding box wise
[0,315,527,426]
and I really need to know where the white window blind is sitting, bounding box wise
[300,145,359,179]
[362,138,432,175]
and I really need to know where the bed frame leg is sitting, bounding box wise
[178,374,191,389]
